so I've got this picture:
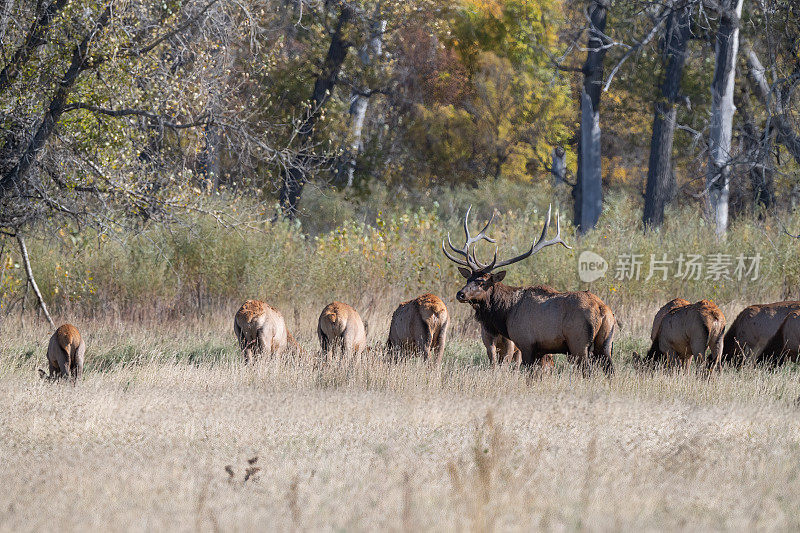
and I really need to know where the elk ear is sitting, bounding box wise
[492,271,507,283]
[458,267,472,279]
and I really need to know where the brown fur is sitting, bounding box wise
[317,301,367,359]
[234,300,290,363]
[757,309,800,366]
[478,283,593,371]
[481,326,522,367]
[722,301,800,366]
[457,272,614,376]
[646,299,726,372]
[46,323,85,381]
[650,298,691,341]
[387,293,449,364]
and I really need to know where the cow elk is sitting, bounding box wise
[234,300,293,362]
[44,323,85,381]
[317,301,367,359]
[387,293,449,364]
[482,327,522,367]
[442,206,615,376]
[650,298,690,341]
[722,301,800,367]
[756,309,800,366]
[644,299,726,372]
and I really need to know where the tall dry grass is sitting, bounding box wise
[3,181,800,530]
[2,309,800,531]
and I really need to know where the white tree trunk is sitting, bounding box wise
[17,234,55,328]
[578,88,603,231]
[707,0,744,236]
[345,18,385,188]
[746,48,800,165]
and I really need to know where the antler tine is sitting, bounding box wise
[490,204,571,270]
[442,205,497,271]
[472,210,497,245]
[461,205,497,248]
[469,245,498,271]
[530,205,572,254]
[442,238,470,267]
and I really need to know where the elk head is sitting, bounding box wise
[442,205,571,306]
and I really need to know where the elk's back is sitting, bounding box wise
[389,294,448,344]
[318,301,365,340]
[728,301,800,353]
[505,290,602,352]
[235,300,285,339]
[651,298,690,341]
[658,300,725,356]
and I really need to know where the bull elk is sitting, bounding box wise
[756,309,800,366]
[317,301,367,358]
[722,301,800,367]
[643,299,726,372]
[442,206,615,375]
[387,293,449,364]
[234,300,296,362]
[43,323,85,381]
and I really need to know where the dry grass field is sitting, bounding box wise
[2,299,800,532]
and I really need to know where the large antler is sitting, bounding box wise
[441,205,496,270]
[476,205,571,271]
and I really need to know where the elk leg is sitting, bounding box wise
[567,338,591,377]
[538,354,555,374]
[419,321,433,362]
[520,346,537,366]
[434,321,448,366]
[74,342,85,381]
[257,329,270,359]
[57,352,70,380]
[481,327,497,365]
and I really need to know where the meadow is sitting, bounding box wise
[2,184,800,531]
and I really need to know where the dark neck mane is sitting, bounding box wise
[473,283,524,338]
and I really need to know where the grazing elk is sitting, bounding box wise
[643,299,726,372]
[722,301,800,367]
[44,323,85,381]
[442,206,615,375]
[387,293,449,364]
[650,298,690,341]
[317,301,367,358]
[756,309,800,366]
[234,300,293,362]
[482,327,522,367]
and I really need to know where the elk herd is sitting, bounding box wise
[39,206,800,381]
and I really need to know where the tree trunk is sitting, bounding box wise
[551,145,566,186]
[706,0,744,236]
[643,2,690,229]
[573,0,608,234]
[278,5,353,217]
[739,95,774,209]
[343,17,385,188]
[17,234,55,329]
[745,48,800,165]
[0,5,112,200]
